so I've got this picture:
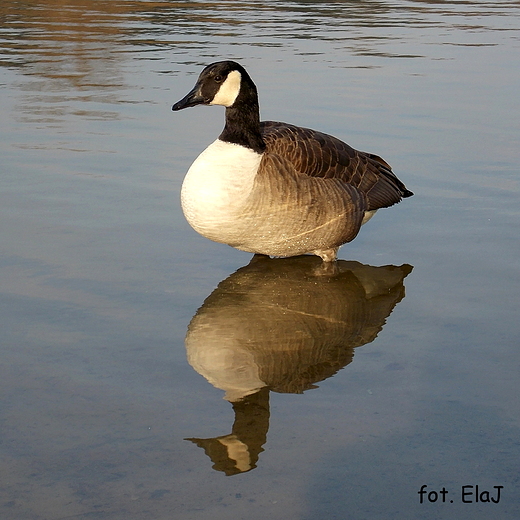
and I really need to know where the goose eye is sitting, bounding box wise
[214,74,223,83]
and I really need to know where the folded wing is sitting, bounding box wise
[260,121,413,212]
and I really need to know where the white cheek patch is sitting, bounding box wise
[210,70,241,107]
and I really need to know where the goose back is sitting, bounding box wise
[260,121,412,211]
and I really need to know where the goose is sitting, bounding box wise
[172,60,413,262]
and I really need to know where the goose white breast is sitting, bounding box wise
[181,139,262,238]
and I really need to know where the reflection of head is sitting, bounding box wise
[186,388,270,476]
[188,435,252,476]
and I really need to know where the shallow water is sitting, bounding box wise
[1,1,519,519]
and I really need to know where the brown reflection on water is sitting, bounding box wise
[185,256,412,475]
[1,0,515,124]
[1,1,133,122]
[0,1,135,83]
[2,0,511,81]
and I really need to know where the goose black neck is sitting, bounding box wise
[218,79,266,154]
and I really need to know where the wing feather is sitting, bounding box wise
[260,121,413,211]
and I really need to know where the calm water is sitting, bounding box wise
[1,1,519,519]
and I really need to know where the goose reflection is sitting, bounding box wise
[185,255,412,475]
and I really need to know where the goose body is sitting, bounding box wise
[172,61,413,262]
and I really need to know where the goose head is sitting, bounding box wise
[172,60,257,111]
[172,61,265,152]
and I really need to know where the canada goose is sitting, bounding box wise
[172,61,413,262]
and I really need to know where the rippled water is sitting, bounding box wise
[1,1,519,519]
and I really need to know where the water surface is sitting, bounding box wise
[1,1,519,519]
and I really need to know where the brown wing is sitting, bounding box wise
[260,121,413,211]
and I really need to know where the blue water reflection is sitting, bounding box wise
[1,1,519,519]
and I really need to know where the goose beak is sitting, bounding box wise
[172,84,206,111]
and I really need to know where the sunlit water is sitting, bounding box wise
[1,1,519,519]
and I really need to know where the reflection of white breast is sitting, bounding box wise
[180,139,262,235]
[186,339,266,402]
